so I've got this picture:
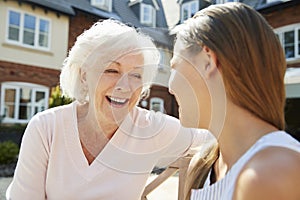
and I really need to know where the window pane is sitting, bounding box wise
[24,14,36,30]
[151,102,162,112]
[8,27,19,41]
[39,20,49,47]
[34,91,46,114]
[19,87,31,120]
[183,7,189,20]
[190,2,198,17]
[284,31,295,58]
[23,14,36,46]
[4,89,16,119]
[38,34,48,47]
[8,11,20,41]
[23,30,35,45]
[40,19,49,32]
[298,29,300,56]
[143,6,150,22]
[9,11,20,26]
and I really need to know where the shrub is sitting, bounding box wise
[49,85,73,108]
[0,141,19,165]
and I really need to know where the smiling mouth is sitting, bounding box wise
[106,96,129,107]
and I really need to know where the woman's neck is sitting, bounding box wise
[213,103,278,181]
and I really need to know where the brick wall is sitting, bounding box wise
[140,85,179,118]
[68,10,102,51]
[261,3,300,29]
[0,60,60,87]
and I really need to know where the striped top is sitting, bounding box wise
[190,131,300,200]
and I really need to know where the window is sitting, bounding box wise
[181,1,199,22]
[266,0,278,3]
[158,49,167,70]
[141,4,156,27]
[150,97,164,113]
[91,0,112,12]
[216,0,239,4]
[0,82,49,123]
[7,9,50,49]
[275,24,300,61]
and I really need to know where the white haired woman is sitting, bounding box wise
[6,19,213,200]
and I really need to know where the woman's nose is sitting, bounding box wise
[114,74,131,92]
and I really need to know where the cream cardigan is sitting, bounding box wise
[7,102,213,200]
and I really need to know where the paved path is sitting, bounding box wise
[0,175,178,200]
[0,177,12,200]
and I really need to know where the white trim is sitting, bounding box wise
[266,0,278,3]
[152,0,160,10]
[216,0,239,3]
[285,68,300,85]
[150,97,164,113]
[91,0,112,12]
[140,3,156,27]
[6,8,51,51]
[274,23,300,62]
[0,82,49,124]
[180,0,199,23]
[128,0,142,7]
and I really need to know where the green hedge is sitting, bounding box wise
[0,141,19,164]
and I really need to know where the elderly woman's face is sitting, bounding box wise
[86,52,144,125]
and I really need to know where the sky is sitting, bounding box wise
[161,0,179,28]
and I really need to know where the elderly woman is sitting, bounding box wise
[6,20,213,200]
[169,2,300,200]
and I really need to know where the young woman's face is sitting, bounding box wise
[86,52,144,126]
[169,39,212,129]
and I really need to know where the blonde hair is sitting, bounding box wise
[176,3,287,199]
[60,19,160,103]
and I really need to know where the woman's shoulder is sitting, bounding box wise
[30,102,75,125]
[234,141,300,200]
[134,106,180,122]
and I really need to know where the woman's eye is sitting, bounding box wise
[130,73,142,79]
[104,69,119,74]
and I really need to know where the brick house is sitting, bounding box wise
[0,0,177,125]
[256,0,300,140]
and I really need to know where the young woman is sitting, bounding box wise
[169,2,300,200]
[6,19,213,200]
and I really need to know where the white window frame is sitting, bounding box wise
[275,23,300,62]
[266,0,278,3]
[140,3,156,27]
[158,49,166,70]
[0,82,49,124]
[91,0,112,12]
[181,0,199,23]
[6,8,51,51]
[216,0,239,4]
[149,97,164,113]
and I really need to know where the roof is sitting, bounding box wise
[114,0,168,28]
[22,0,120,19]
[22,0,170,46]
[285,68,300,84]
[255,0,300,13]
[114,0,170,46]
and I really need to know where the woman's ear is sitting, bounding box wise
[202,46,219,79]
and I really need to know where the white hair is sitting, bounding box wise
[60,19,160,103]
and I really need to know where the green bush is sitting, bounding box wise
[49,85,73,108]
[0,141,19,164]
